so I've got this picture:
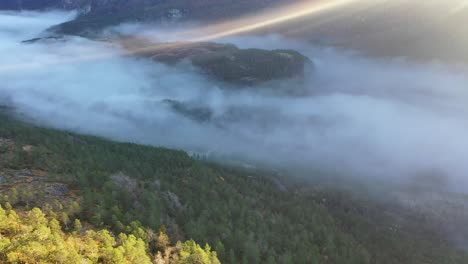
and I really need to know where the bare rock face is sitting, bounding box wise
[110,172,138,192]
[45,183,69,196]
[14,169,33,178]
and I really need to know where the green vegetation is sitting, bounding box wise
[0,205,218,263]
[0,112,467,263]
[134,42,308,86]
[190,47,308,85]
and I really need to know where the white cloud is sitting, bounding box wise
[1,11,468,193]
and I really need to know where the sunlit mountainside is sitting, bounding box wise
[1,111,467,263]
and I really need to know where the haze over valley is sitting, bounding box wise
[1,1,468,263]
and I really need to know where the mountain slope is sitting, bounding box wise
[0,205,220,263]
[0,0,88,10]
[1,111,467,263]
[0,0,292,36]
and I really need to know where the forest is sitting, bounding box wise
[0,112,467,263]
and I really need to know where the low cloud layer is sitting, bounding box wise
[1,11,468,193]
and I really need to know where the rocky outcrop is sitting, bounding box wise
[129,41,310,85]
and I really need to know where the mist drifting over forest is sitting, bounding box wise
[1,10,468,194]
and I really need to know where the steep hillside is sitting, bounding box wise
[1,111,467,263]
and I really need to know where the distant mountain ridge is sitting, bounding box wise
[1,0,294,35]
[0,0,88,10]
[0,0,283,12]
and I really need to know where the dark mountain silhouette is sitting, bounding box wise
[1,0,296,35]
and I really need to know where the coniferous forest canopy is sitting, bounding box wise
[0,112,467,263]
[2,1,468,263]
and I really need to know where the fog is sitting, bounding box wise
[1,11,468,195]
